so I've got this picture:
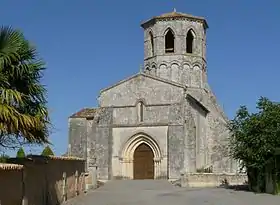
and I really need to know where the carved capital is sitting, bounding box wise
[153,157,161,162]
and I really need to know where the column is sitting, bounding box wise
[119,157,123,178]
[88,158,97,190]
[154,160,158,179]
[123,158,128,179]
[154,158,161,179]
[128,159,133,179]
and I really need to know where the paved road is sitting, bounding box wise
[65,180,280,205]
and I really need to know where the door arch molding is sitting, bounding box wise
[120,132,162,179]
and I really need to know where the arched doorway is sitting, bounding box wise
[133,143,154,179]
[120,133,163,179]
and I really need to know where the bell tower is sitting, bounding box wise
[141,10,208,88]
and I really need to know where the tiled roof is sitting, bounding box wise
[48,156,84,161]
[0,163,23,171]
[156,11,199,19]
[141,10,208,29]
[70,108,98,118]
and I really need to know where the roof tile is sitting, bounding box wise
[0,163,23,171]
[70,108,98,118]
[141,10,208,29]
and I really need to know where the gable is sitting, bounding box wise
[99,73,184,107]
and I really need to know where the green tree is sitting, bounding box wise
[0,26,50,149]
[228,97,280,192]
[16,147,25,158]
[41,145,54,156]
[0,154,9,163]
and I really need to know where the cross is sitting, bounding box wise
[139,64,143,73]
[171,0,177,12]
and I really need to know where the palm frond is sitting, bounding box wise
[0,26,50,147]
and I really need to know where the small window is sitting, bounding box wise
[186,30,194,53]
[149,32,154,56]
[165,29,175,53]
[138,101,144,122]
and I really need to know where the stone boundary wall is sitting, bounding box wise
[0,155,86,205]
[0,163,24,205]
[180,173,248,188]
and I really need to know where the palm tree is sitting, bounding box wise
[0,26,50,148]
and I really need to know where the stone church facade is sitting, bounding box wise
[68,10,237,181]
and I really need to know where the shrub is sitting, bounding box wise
[16,147,25,158]
[0,154,9,163]
[41,145,54,156]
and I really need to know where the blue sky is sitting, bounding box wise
[1,1,280,156]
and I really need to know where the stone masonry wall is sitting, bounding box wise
[98,74,184,107]
[188,96,208,170]
[87,108,113,180]
[168,125,185,179]
[2,156,85,205]
[68,118,87,159]
[0,164,23,205]
[143,19,206,59]
[113,105,170,125]
[186,86,236,173]
[143,17,206,87]
[180,173,248,188]
[168,102,185,179]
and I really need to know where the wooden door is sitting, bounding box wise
[133,143,154,179]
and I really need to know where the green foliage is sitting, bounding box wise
[41,145,54,156]
[0,154,9,163]
[16,147,25,158]
[0,26,50,148]
[229,96,280,170]
[276,181,280,195]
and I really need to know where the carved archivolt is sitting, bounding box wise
[120,132,162,160]
[162,26,176,36]
[119,132,164,179]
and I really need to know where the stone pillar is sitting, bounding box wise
[124,159,128,179]
[74,170,79,196]
[119,157,123,178]
[80,172,86,193]
[180,173,189,187]
[154,158,161,179]
[128,159,133,179]
[122,158,130,179]
[154,159,157,179]
[87,158,98,190]
[62,172,67,202]
[120,158,124,178]
[160,157,168,179]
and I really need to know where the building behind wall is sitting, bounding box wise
[68,10,238,181]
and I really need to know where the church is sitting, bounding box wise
[68,10,237,181]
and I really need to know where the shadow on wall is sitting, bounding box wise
[0,155,86,205]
